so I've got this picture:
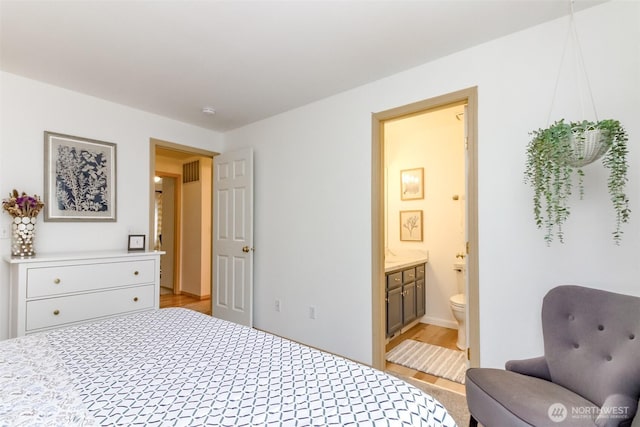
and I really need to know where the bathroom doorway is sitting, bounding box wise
[371,87,479,373]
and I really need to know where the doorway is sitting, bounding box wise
[371,87,479,370]
[149,139,218,314]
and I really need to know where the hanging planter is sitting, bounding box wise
[564,125,609,167]
[524,3,631,245]
[525,119,630,245]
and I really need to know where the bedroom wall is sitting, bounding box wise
[224,1,640,367]
[0,71,223,339]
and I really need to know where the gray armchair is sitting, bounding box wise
[465,285,640,427]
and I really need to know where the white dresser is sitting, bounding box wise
[5,251,163,338]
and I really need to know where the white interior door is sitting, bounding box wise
[212,148,254,327]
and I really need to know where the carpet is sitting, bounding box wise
[386,340,467,384]
[390,373,470,427]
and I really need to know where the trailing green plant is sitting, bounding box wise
[524,119,630,245]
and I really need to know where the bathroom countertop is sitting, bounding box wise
[384,256,429,273]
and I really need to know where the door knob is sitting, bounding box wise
[242,246,253,253]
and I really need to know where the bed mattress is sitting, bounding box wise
[0,308,456,426]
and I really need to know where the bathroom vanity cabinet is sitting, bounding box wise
[386,262,426,337]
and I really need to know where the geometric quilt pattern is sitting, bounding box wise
[41,308,457,426]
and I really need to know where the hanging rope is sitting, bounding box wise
[546,0,599,125]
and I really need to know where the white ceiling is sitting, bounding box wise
[0,0,604,132]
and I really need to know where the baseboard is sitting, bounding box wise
[179,291,211,301]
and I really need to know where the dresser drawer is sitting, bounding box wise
[27,260,155,298]
[416,264,425,279]
[26,284,155,331]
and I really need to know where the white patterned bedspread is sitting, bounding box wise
[1,308,456,426]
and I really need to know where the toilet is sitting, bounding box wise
[449,261,467,350]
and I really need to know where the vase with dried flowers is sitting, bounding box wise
[2,190,45,257]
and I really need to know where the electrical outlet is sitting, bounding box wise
[308,306,316,320]
[0,226,9,240]
[274,299,281,312]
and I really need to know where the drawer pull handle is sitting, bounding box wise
[133,297,139,302]
[394,277,400,282]
[53,310,60,315]
[134,271,139,276]
[53,278,61,284]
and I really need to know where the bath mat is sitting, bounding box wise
[386,340,467,384]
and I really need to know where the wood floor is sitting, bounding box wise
[159,289,211,315]
[160,289,465,394]
[386,323,467,395]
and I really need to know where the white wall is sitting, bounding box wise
[0,71,223,339]
[385,106,465,328]
[225,1,640,366]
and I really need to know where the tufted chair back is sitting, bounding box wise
[542,285,640,420]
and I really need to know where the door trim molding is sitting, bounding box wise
[371,87,480,369]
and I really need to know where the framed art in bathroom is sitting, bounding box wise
[44,131,117,222]
[400,168,424,200]
[400,210,423,241]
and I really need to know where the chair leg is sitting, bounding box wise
[469,415,478,427]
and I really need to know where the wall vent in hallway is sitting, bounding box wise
[183,160,200,183]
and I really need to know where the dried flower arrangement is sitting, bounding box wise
[2,189,45,218]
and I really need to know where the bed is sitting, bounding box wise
[0,308,456,426]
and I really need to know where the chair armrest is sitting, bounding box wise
[505,356,551,381]
[596,395,637,427]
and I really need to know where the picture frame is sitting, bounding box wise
[400,210,423,241]
[128,234,146,251]
[400,167,424,200]
[44,131,117,221]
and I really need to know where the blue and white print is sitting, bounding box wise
[55,145,110,212]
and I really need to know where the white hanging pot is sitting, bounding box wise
[564,128,610,167]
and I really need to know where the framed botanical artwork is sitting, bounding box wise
[400,210,423,241]
[400,167,424,200]
[44,131,117,221]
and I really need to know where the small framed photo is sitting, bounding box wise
[400,210,423,241]
[401,168,424,200]
[128,234,146,251]
[44,131,117,222]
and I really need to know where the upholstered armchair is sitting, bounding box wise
[465,285,640,427]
